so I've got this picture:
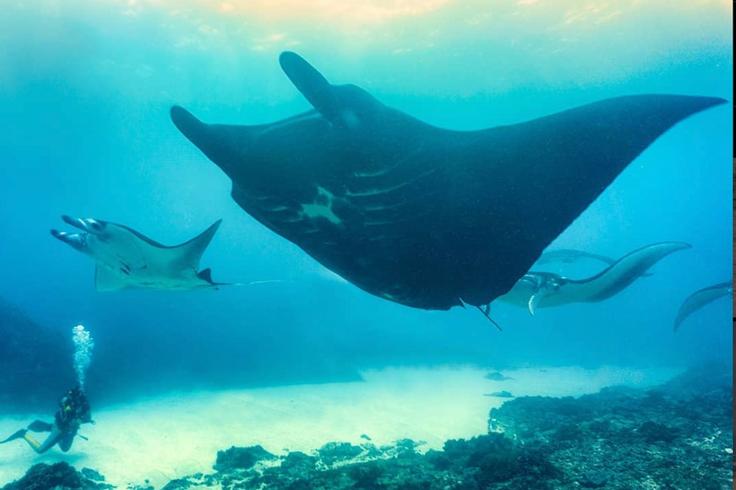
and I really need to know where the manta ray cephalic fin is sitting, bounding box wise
[279,51,340,122]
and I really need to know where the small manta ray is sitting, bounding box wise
[673,281,732,331]
[51,216,227,291]
[170,51,725,316]
[498,242,690,315]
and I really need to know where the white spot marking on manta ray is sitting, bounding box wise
[300,186,342,225]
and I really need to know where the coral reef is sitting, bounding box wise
[214,445,277,472]
[1,463,111,490]
[489,363,733,489]
[3,364,731,489]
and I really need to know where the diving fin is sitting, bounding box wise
[0,429,27,444]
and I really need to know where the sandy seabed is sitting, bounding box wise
[0,365,677,488]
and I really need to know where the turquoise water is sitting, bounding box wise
[0,1,732,487]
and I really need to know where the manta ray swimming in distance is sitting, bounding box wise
[673,281,732,331]
[52,216,228,291]
[498,242,690,315]
[170,51,725,314]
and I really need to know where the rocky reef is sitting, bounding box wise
[3,364,732,489]
[1,463,112,490]
[0,298,74,411]
[488,363,733,489]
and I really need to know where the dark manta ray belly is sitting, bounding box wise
[170,51,725,311]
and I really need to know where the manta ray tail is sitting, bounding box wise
[562,242,691,303]
[459,297,503,330]
[476,303,503,331]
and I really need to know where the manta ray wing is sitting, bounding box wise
[110,219,222,273]
[171,52,725,311]
[95,265,131,292]
[673,281,732,331]
[555,242,691,304]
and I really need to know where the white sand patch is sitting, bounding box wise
[0,365,677,487]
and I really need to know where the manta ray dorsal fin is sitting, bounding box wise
[170,219,222,270]
[197,268,214,284]
[279,51,340,122]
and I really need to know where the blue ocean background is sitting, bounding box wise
[0,0,732,409]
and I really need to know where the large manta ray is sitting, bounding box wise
[170,51,724,311]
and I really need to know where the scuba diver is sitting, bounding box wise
[0,386,93,453]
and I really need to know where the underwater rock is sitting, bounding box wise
[214,445,277,472]
[279,451,318,474]
[80,468,106,483]
[160,479,191,490]
[126,483,153,490]
[160,475,214,490]
[180,434,559,489]
[578,469,610,488]
[489,363,733,489]
[1,462,112,490]
[317,441,364,466]
[437,433,560,487]
[636,420,680,443]
[484,371,513,381]
[484,390,514,398]
[658,361,733,399]
[0,298,74,411]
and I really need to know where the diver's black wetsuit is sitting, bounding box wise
[0,386,92,454]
